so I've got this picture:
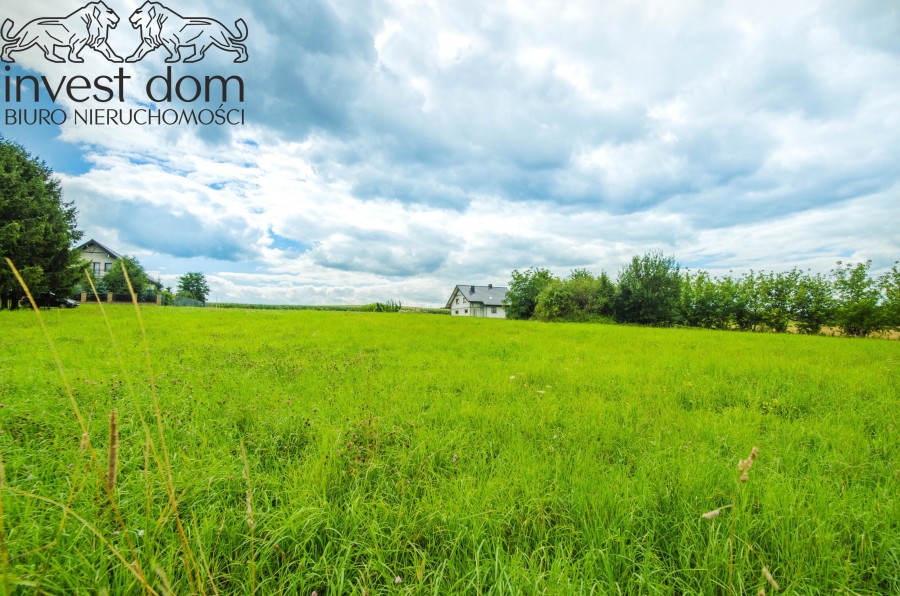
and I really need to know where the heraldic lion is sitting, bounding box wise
[1,1,124,63]
[126,2,248,63]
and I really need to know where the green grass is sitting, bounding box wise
[0,305,898,593]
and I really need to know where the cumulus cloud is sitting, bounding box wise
[6,0,899,305]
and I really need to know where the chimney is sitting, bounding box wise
[470,285,475,293]
[488,284,493,290]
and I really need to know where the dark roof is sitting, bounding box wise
[444,284,508,308]
[76,239,121,260]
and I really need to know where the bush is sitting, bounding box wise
[831,261,885,337]
[504,268,556,320]
[614,252,682,326]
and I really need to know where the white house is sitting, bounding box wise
[77,239,120,277]
[445,284,508,318]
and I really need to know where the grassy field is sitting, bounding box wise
[0,305,898,594]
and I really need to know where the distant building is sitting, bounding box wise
[76,239,120,277]
[445,284,508,318]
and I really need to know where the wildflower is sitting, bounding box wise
[395,576,402,584]
[452,454,458,463]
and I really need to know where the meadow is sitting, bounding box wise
[0,305,897,594]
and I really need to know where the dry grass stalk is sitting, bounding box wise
[700,504,732,519]
[738,446,759,483]
[762,566,780,590]
[239,441,256,595]
[107,410,119,492]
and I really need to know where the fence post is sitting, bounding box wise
[81,292,86,303]
[156,294,162,306]
[107,293,113,303]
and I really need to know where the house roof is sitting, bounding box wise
[444,284,508,308]
[76,239,121,260]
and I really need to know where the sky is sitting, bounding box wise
[3,0,898,306]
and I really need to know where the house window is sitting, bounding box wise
[464,309,468,314]
[455,310,459,315]
[92,262,101,275]
[104,262,112,272]
[491,307,497,314]
[455,298,459,304]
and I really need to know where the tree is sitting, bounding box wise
[831,260,884,337]
[504,267,556,320]
[791,271,835,334]
[102,256,150,296]
[880,262,900,331]
[757,269,800,333]
[614,252,682,325]
[0,138,83,309]
[177,271,210,303]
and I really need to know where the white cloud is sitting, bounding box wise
[7,0,898,306]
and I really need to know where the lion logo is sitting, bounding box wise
[125,2,248,63]
[1,1,124,63]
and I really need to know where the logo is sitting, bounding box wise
[1,2,124,63]
[126,2,248,64]
[1,2,248,64]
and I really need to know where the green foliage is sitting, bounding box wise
[177,271,210,303]
[534,279,575,321]
[504,267,556,320]
[0,307,897,591]
[880,262,900,330]
[614,251,682,325]
[831,261,885,337]
[160,289,175,306]
[510,256,898,338]
[756,269,800,333]
[681,270,724,329]
[0,138,83,308]
[792,271,836,334]
[534,270,616,321]
[361,299,402,312]
[101,256,151,296]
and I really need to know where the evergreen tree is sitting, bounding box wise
[0,138,83,309]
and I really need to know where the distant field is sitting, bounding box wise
[0,305,897,593]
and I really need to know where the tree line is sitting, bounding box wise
[504,252,900,337]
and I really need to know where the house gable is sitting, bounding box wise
[445,284,508,318]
